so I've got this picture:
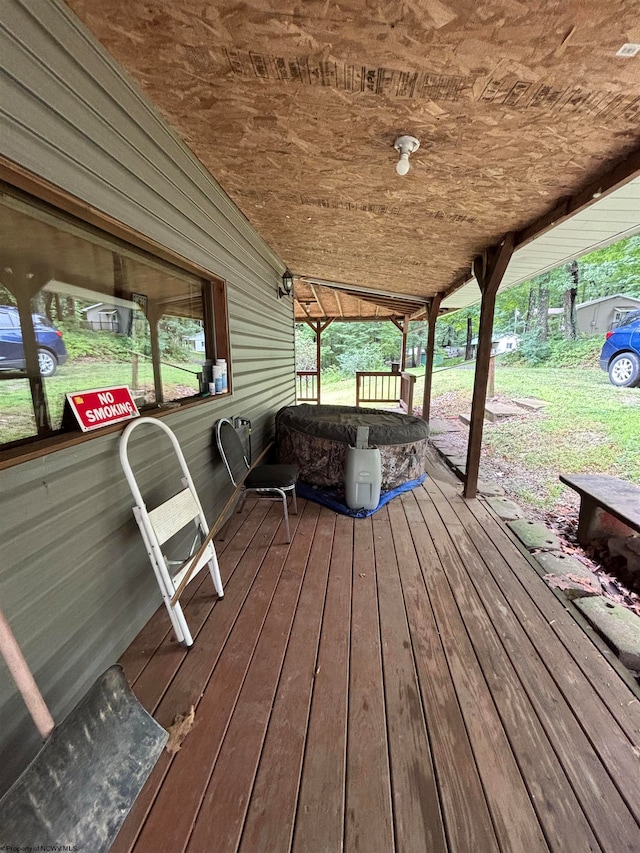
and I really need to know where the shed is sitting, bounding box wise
[575,294,640,334]
[80,302,132,333]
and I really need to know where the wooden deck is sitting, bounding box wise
[112,451,640,853]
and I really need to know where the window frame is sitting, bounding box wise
[0,170,231,468]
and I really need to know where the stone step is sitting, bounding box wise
[575,597,640,671]
[429,418,463,434]
[534,551,602,599]
[512,397,550,411]
[485,496,523,520]
[459,402,525,425]
[484,401,527,422]
[506,519,562,551]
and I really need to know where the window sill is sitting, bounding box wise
[0,392,231,471]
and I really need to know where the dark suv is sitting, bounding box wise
[599,309,640,387]
[0,305,68,377]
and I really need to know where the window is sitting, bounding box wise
[0,187,230,451]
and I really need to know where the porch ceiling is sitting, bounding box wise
[66,0,640,304]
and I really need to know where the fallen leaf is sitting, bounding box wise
[166,705,195,754]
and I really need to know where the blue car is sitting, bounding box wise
[599,309,640,387]
[0,305,68,377]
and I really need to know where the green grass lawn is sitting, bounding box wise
[319,362,640,508]
[0,358,201,444]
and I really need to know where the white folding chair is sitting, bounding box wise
[119,417,223,646]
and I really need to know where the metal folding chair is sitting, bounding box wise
[215,418,298,542]
[120,417,223,646]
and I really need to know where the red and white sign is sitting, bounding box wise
[66,386,140,432]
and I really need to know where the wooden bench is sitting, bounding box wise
[559,473,640,546]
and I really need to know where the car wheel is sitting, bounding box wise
[37,349,58,377]
[608,352,640,387]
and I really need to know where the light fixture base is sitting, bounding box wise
[394,135,420,156]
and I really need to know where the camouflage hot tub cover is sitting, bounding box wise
[276,404,430,490]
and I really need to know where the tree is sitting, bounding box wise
[537,274,550,342]
[563,261,579,340]
[525,287,536,332]
[465,316,473,360]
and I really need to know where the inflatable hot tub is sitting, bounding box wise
[276,404,430,490]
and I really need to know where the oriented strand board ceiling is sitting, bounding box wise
[66,0,640,302]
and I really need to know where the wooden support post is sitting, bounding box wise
[464,234,515,499]
[147,303,164,404]
[421,294,442,423]
[487,355,495,399]
[400,315,410,371]
[131,353,139,391]
[15,277,51,434]
[304,318,332,404]
[316,320,322,403]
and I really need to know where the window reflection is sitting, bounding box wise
[1,192,216,447]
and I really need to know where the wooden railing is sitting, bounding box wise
[355,371,415,414]
[296,370,319,403]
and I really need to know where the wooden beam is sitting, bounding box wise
[464,234,515,499]
[440,145,640,304]
[300,276,429,305]
[421,294,442,423]
[297,302,314,320]
[147,303,164,404]
[310,283,327,317]
[335,292,344,318]
[517,146,640,248]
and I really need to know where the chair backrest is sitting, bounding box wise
[216,418,250,486]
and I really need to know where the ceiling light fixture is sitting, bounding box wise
[394,135,420,176]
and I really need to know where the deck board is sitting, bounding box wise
[346,518,394,852]
[423,465,640,851]
[372,509,447,853]
[128,506,306,853]
[404,492,551,853]
[292,513,352,853]
[412,488,599,851]
[186,503,321,853]
[387,498,499,853]
[238,509,335,853]
[112,450,640,853]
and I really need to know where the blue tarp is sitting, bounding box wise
[296,474,427,518]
